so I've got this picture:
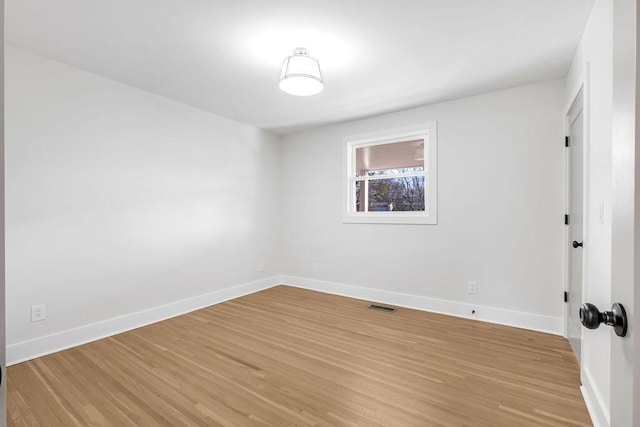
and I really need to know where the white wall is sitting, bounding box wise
[5,47,281,360]
[565,0,613,425]
[279,79,566,331]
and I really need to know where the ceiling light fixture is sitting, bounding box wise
[279,47,323,96]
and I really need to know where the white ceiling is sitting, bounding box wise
[6,0,594,135]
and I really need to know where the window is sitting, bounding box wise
[343,122,437,224]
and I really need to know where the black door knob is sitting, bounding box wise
[572,241,583,248]
[579,303,601,328]
[579,302,628,337]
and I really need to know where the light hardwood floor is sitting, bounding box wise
[8,286,591,426]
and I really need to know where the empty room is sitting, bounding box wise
[1,0,639,426]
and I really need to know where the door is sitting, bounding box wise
[0,0,5,424]
[0,0,6,424]
[609,0,637,424]
[567,90,584,362]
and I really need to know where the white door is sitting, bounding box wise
[609,1,637,424]
[567,90,584,362]
[0,0,6,424]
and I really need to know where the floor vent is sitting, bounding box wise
[368,304,397,313]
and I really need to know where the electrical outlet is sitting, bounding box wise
[257,262,265,272]
[312,262,320,272]
[467,281,477,295]
[31,304,46,322]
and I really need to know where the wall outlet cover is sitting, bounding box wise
[467,282,477,295]
[31,304,46,322]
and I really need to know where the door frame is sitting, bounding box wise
[563,66,590,352]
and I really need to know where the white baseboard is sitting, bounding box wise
[581,368,610,427]
[280,275,564,335]
[7,274,565,365]
[7,276,281,366]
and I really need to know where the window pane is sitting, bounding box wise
[355,139,424,176]
[368,176,425,212]
[354,181,365,212]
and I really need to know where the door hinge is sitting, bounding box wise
[564,291,568,303]
[565,136,570,147]
[564,214,569,225]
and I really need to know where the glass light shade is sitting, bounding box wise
[279,48,323,96]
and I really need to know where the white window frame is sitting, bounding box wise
[342,122,438,225]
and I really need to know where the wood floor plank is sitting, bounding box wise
[7,285,592,426]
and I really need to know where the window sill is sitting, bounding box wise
[342,212,437,225]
